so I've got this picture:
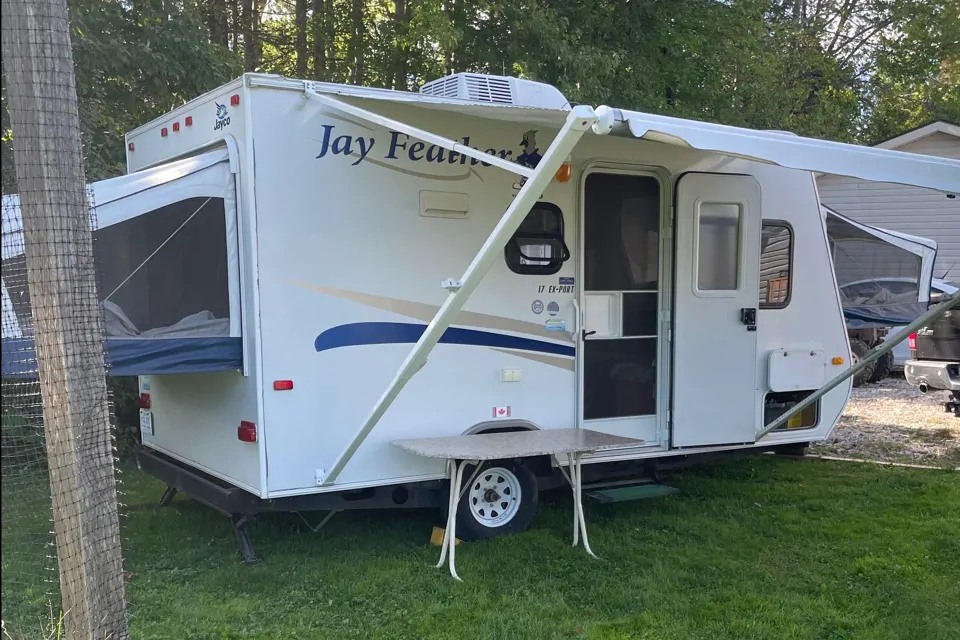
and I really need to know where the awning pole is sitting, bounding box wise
[756,291,959,441]
[319,105,604,486]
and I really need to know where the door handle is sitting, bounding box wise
[571,298,580,337]
[582,330,597,340]
[740,308,757,331]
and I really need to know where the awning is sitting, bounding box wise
[612,110,960,193]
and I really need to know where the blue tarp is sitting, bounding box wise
[842,302,930,329]
[1,337,242,378]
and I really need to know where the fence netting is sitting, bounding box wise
[2,0,128,638]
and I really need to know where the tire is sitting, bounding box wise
[868,350,894,383]
[849,338,876,387]
[447,459,539,542]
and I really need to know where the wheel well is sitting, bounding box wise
[464,421,553,479]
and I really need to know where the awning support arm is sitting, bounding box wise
[756,291,959,440]
[303,90,535,178]
[319,104,606,486]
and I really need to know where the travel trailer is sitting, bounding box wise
[3,73,958,562]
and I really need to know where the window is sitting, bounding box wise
[759,222,793,309]
[505,202,569,275]
[94,197,231,338]
[696,203,741,291]
[583,173,660,291]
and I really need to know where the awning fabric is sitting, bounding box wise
[615,110,960,193]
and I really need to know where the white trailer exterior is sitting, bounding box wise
[74,73,959,550]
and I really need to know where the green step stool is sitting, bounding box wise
[584,483,679,504]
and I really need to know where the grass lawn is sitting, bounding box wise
[3,456,959,639]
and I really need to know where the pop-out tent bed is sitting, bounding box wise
[823,205,938,329]
[1,148,242,377]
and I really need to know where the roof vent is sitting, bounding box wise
[419,73,569,110]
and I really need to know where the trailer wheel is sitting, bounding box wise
[449,459,538,542]
[868,350,894,383]
[849,339,876,387]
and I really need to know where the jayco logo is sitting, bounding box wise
[315,124,544,171]
[214,103,231,131]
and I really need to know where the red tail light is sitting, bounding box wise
[273,380,294,391]
[238,421,257,443]
[907,333,917,351]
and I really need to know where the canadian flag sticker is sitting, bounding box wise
[492,406,512,418]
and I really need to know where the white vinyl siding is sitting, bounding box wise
[817,131,960,284]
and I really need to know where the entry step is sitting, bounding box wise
[583,482,680,504]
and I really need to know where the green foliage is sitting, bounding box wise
[2,0,956,193]
[69,0,241,182]
[109,376,141,457]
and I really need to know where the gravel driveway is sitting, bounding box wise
[811,373,959,468]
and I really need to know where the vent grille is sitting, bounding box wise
[464,76,513,104]
[419,74,516,104]
[419,76,460,98]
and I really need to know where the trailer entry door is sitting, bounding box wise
[579,172,662,443]
[672,173,761,447]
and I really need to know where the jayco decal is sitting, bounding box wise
[214,102,231,131]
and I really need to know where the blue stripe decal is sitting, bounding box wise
[315,322,575,357]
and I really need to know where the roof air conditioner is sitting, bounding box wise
[419,73,569,110]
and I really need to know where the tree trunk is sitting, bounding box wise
[349,0,365,84]
[0,0,128,638]
[312,0,327,80]
[449,0,466,73]
[254,1,265,69]
[208,0,229,47]
[444,0,455,75]
[392,0,408,90]
[241,0,263,72]
[218,0,229,47]
[230,0,239,50]
[295,0,308,76]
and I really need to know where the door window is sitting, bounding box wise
[696,203,741,292]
